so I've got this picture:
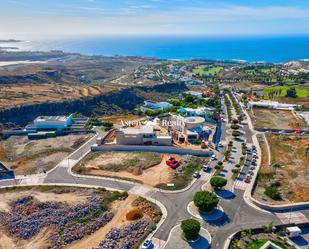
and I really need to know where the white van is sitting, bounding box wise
[286,226,301,238]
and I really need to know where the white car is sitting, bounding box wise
[211,155,217,160]
[193,171,201,178]
[141,239,152,249]
[203,165,210,172]
[218,142,223,147]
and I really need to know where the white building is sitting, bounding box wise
[115,126,172,146]
[247,101,300,110]
[30,114,74,131]
[168,115,211,143]
[140,101,173,113]
[184,91,203,98]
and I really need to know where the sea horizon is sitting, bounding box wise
[3,34,309,63]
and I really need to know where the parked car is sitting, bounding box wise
[166,157,180,169]
[246,173,252,179]
[211,155,217,161]
[203,165,210,172]
[293,130,301,134]
[141,239,152,249]
[250,166,255,170]
[193,171,201,178]
[248,170,254,175]
[218,142,223,147]
[244,177,251,183]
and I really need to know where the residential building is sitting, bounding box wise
[140,101,173,113]
[178,107,216,122]
[116,126,172,146]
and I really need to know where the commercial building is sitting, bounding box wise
[116,126,172,146]
[140,101,173,113]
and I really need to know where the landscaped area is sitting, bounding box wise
[73,151,207,189]
[249,108,308,130]
[0,186,161,249]
[193,65,223,77]
[254,134,309,203]
[263,86,309,98]
[230,228,292,249]
[0,134,93,175]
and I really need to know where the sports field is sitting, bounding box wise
[193,65,223,76]
[263,86,309,98]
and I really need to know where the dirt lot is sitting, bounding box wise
[254,134,309,203]
[73,151,176,186]
[0,84,117,110]
[73,151,207,189]
[250,108,308,130]
[0,186,160,249]
[0,134,92,175]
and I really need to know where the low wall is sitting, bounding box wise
[91,145,213,157]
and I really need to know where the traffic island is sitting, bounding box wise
[165,224,211,249]
[187,201,225,221]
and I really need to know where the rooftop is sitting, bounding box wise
[34,115,69,122]
[184,116,205,124]
[120,126,154,135]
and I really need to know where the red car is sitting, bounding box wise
[293,130,301,134]
[166,157,180,169]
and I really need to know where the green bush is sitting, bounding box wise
[232,169,239,174]
[193,191,219,212]
[235,164,241,168]
[231,124,239,130]
[232,130,241,137]
[232,119,239,124]
[181,219,201,240]
[217,161,223,166]
[210,176,227,190]
[265,186,281,200]
[214,164,222,170]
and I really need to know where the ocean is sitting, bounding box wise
[13,35,309,63]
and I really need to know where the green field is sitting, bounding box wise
[263,86,309,98]
[193,65,223,76]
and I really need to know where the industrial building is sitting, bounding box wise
[116,126,172,146]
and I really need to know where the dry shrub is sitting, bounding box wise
[126,209,143,221]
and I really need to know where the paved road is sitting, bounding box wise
[1,98,308,249]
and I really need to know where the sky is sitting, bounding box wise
[1,0,309,39]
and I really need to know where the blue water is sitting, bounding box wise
[20,35,309,63]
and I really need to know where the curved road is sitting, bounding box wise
[1,102,308,249]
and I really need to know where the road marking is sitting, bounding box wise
[19,175,46,185]
[234,179,247,190]
[276,212,309,224]
[129,185,155,196]
[57,159,78,168]
[152,237,167,249]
